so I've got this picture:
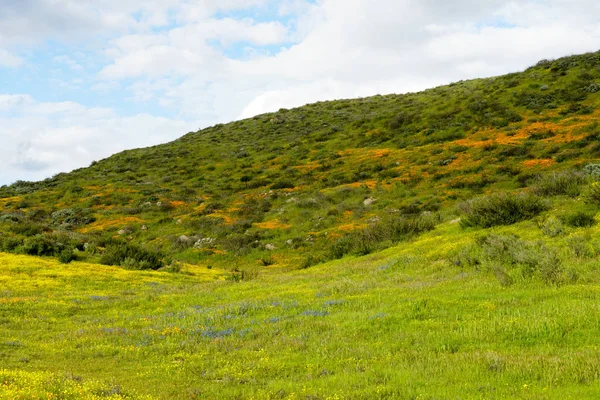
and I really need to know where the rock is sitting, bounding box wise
[540,84,549,91]
[176,219,183,225]
[363,197,377,206]
[156,202,162,207]
[265,243,277,251]
[118,229,127,235]
[178,235,191,243]
[450,218,461,224]
[286,239,293,246]
[140,225,148,231]
[142,202,152,208]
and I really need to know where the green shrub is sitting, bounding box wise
[8,221,46,236]
[459,193,548,228]
[585,182,600,205]
[100,242,164,270]
[531,170,586,197]
[562,211,596,228]
[51,208,96,228]
[328,214,438,260]
[22,235,58,257]
[271,181,295,190]
[538,216,564,237]
[58,248,76,264]
[451,234,565,285]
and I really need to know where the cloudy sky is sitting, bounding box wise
[1,0,599,185]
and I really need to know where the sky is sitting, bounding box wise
[1,0,599,186]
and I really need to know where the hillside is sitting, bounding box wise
[1,51,600,274]
[4,50,600,399]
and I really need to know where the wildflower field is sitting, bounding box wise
[4,212,600,399]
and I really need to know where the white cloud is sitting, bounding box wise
[0,96,200,185]
[0,48,24,67]
[2,0,600,185]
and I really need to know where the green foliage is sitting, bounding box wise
[562,210,596,228]
[100,242,164,270]
[531,170,587,197]
[58,248,76,264]
[459,193,548,228]
[538,216,565,237]
[328,214,438,260]
[451,233,567,285]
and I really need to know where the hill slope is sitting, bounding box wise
[2,51,600,271]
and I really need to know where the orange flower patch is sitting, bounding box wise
[521,159,556,168]
[336,223,367,232]
[170,201,186,208]
[343,211,354,219]
[344,180,378,189]
[294,161,320,173]
[80,216,143,233]
[254,219,292,230]
[207,213,235,225]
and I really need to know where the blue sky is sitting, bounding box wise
[1,0,599,185]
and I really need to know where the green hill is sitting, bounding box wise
[1,50,600,274]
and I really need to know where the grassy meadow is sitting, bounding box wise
[4,212,600,399]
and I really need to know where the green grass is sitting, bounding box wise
[4,212,600,398]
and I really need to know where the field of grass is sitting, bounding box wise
[4,208,600,399]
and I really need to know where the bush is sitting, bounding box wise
[22,235,58,256]
[100,242,164,270]
[8,221,46,236]
[585,182,600,205]
[58,248,76,264]
[562,211,596,228]
[531,170,586,197]
[328,214,438,260]
[51,208,96,228]
[271,180,295,190]
[538,216,564,237]
[450,234,565,285]
[459,193,548,228]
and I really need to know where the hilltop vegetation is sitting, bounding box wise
[1,51,600,272]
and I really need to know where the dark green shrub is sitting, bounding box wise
[328,214,437,260]
[58,248,76,264]
[22,235,57,257]
[0,235,23,252]
[562,211,596,228]
[8,221,46,236]
[459,193,548,228]
[271,181,295,190]
[100,243,164,270]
